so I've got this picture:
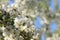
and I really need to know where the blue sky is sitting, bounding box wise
[58,0,60,10]
[50,0,55,12]
[8,0,15,6]
[34,16,42,29]
[50,20,57,33]
[8,0,59,40]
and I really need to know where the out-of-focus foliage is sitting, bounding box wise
[0,0,8,4]
[0,0,60,40]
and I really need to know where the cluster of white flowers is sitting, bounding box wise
[0,0,48,40]
[0,14,41,40]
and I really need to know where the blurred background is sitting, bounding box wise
[0,0,60,40]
